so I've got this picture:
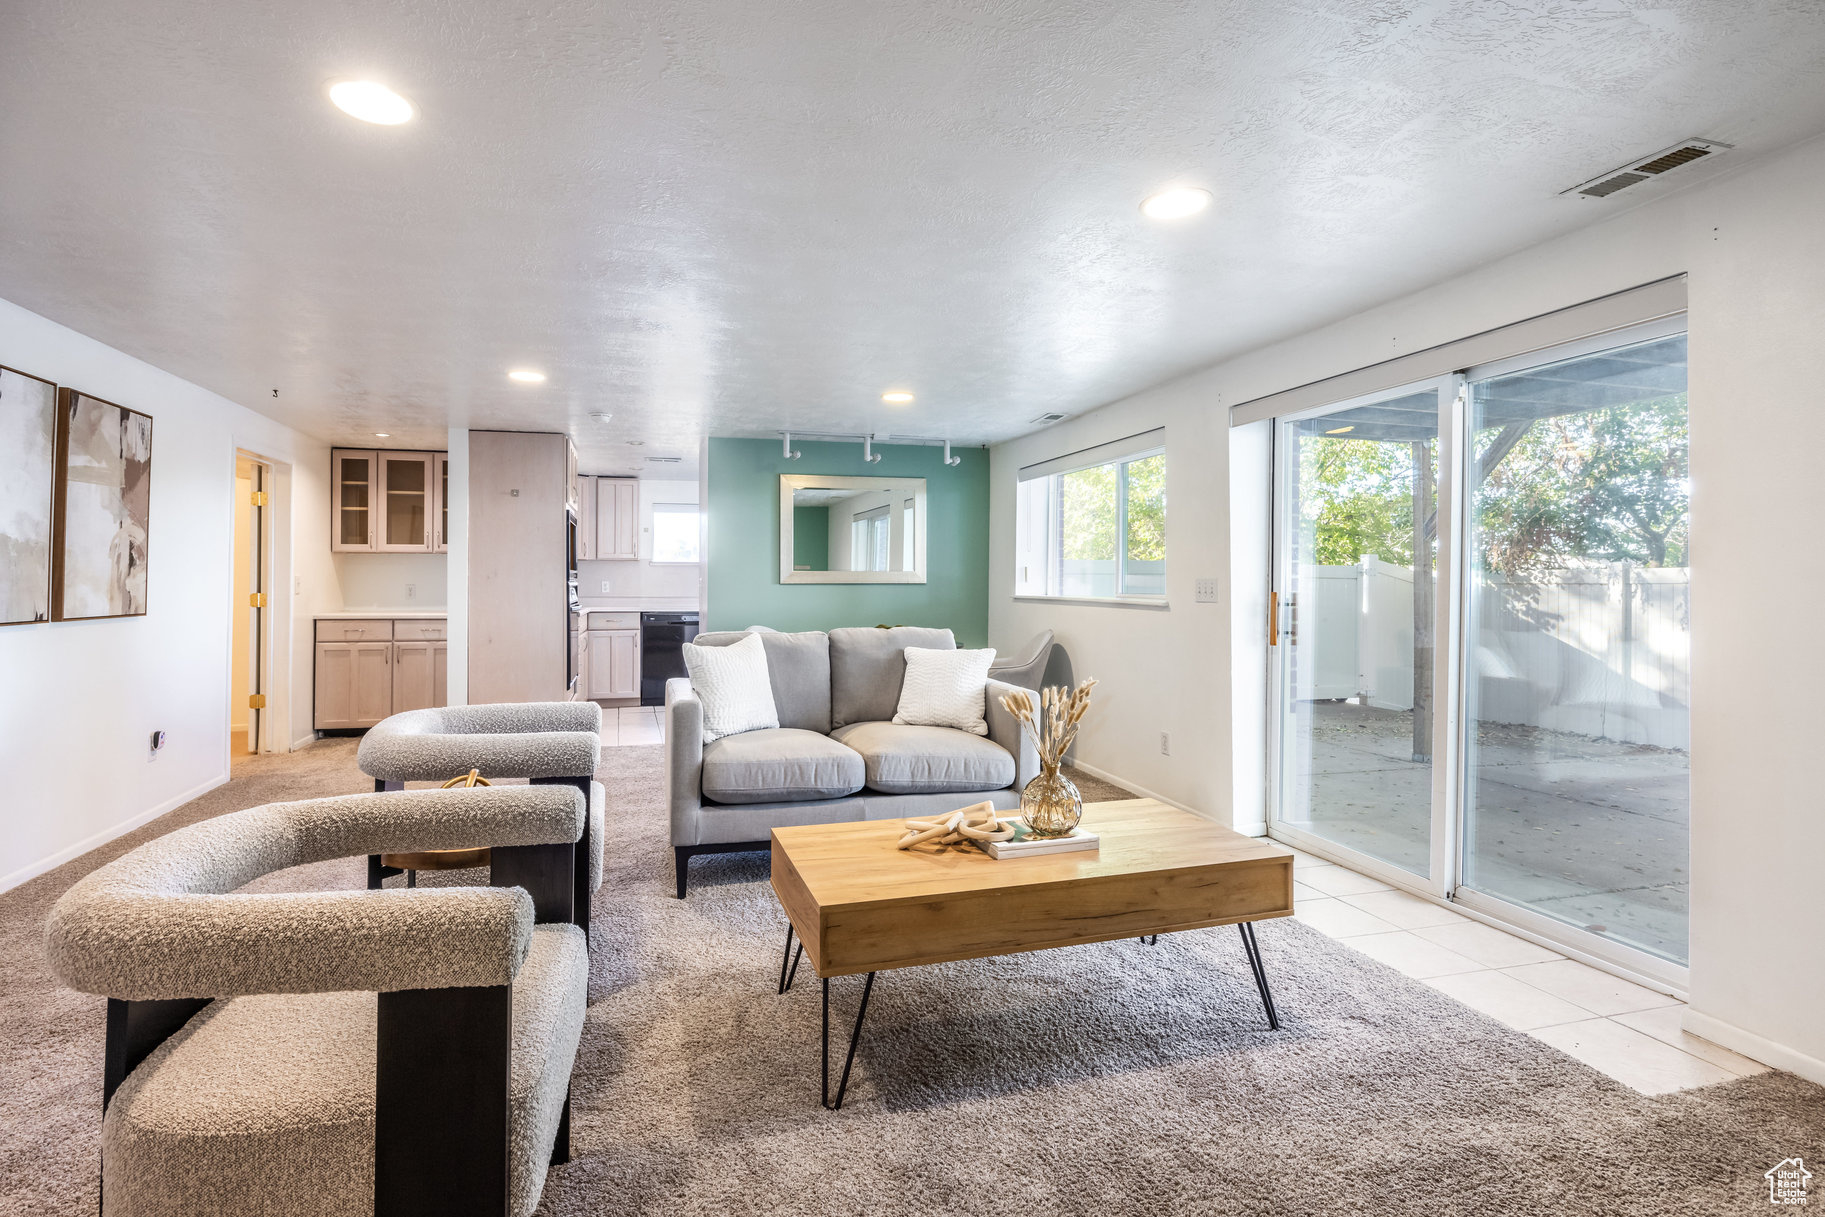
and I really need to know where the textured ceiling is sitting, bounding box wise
[3,1,1825,473]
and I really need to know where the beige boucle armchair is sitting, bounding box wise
[45,785,591,1217]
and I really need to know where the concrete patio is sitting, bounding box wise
[1285,700,1688,962]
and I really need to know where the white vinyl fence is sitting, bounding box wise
[1297,558,1690,750]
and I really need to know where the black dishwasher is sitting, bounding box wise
[640,612,700,705]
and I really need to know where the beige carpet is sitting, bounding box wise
[3,741,1821,1216]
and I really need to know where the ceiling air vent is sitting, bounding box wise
[1029,412,1068,425]
[644,455,682,464]
[1563,138,1731,199]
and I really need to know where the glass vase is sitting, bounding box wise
[1021,763,1083,837]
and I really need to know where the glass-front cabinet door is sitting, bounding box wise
[331,450,377,552]
[1271,380,1454,885]
[378,452,435,552]
[434,452,450,552]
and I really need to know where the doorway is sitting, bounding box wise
[232,454,272,755]
[1268,319,1692,982]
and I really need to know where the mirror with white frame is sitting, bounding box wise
[779,474,927,584]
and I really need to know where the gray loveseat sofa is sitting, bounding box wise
[666,626,1039,896]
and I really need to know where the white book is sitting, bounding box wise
[981,822,1099,859]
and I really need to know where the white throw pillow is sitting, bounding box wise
[894,646,995,736]
[684,633,779,742]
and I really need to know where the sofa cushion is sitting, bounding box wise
[683,633,779,742]
[894,646,995,735]
[690,630,832,733]
[830,721,1016,795]
[700,728,865,805]
[829,626,955,728]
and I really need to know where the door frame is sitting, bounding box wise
[1263,319,1694,996]
[227,446,294,761]
[1265,373,1463,901]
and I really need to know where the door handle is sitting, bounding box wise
[1268,591,1278,647]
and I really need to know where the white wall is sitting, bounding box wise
[0,297,334,890]
[332,551,448,609]
[989,134,1825,1081]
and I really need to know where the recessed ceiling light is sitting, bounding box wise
[881,391,915,404]
[646,456,682,464]
[375,432,390,438]
[328,80,415,125]
[589,411,612,421]
[507,369,547,383]
[625,440,645,447]
[1140,186,1212,220]
[1325,425,1355,435]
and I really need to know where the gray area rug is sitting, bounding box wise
[2,740,1820,1215]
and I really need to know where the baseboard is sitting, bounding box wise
[0,772,229,895]
[291,731,318,751]
[1067,760,1199,818]
[1683,1009,1825,1086]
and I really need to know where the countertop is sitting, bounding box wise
[316,609,449,620]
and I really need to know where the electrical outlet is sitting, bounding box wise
[1195,578,1219,604]
[599,580,611,594]
[405,582,416,600]
[1160,732,1171,756]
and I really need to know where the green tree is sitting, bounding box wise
[1124,454,1166,562]
[1060,464,1116,561]
[1297,437,1424,566]
[1476,393,1687,572]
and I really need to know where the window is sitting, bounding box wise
[850,506,890,572]
[650,504,700,563]
[1015,431,1166,599]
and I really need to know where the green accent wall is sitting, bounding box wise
[791,505,830,570]
[706,438,989,645]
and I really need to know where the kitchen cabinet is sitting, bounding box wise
[586,612,641,699]
[313,617,448,731]
[576,475,595,560]
[331,448,447,554]
[592,477,639,561]
[392,640,447,714]
[587,630,640,699]
[435,452,450,552]
[331,451,378,552]
[315,640,394,729]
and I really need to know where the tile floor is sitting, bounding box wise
[599,712,1760,1096]
[600,705,663,748]
[1283,845,1767,1095]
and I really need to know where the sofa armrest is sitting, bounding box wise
[665,677,705,846]
[985,678,1040,791]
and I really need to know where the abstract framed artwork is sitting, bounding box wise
[0,364,59,625]
[52,388,153,621]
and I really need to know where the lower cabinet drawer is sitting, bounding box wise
[393,619,447,641]
[318,618,393,642]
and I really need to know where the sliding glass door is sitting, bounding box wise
[1271,382,1451,882]
[1269,320,1691,972]
[1461,331,1690,964]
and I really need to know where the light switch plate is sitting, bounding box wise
[1195,578,1219,603]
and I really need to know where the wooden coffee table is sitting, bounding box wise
[770,798,1295,1108]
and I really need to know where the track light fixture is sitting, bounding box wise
[862,435,882,464]
[943,440,961,467]
[781,431,801,460]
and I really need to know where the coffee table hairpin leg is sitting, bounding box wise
[822,972,876,1111]
[778,922,805,995]
[1237,921,1280,1029]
